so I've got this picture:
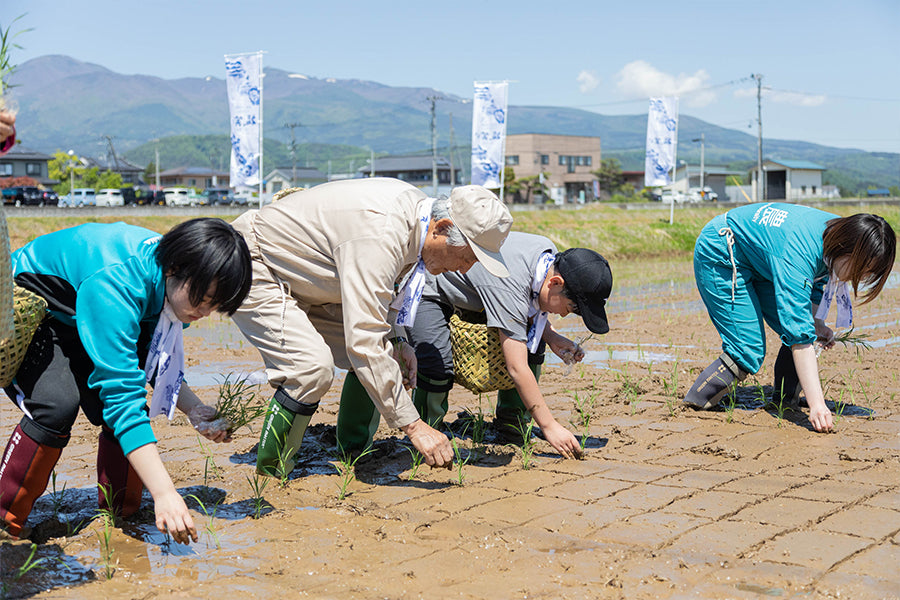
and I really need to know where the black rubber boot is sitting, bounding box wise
[684,353,747,410]
[772,344,802,407]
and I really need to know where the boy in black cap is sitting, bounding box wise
[337,232,612,459]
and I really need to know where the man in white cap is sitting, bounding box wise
[230,177,512,477]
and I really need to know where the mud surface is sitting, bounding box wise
[3,259,899,599]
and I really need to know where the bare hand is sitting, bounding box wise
[154,490,198,545]
[392,340,418,390]
[401,419,452,468]
[550,337,584,365]
[541,420,582,459]
[0,111,15,145]
[814,320,835,350]
[188,404,232,443]
[808,404,834,433]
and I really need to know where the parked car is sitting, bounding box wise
[688,187,718,202]
[60,188,97,207]
[3,186,43,206]
[95,188,125,207]
[660,190,687,204]
[163,187,193,206]
[120,188,137,205]
[144,190,167,205]
[41,190,59,206]
[203,188,233,205]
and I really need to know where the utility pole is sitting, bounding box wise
[154,141,160,190]
[427,95,444,197]
[692,133,705,196]
[283,122,303,187]
[448,113,456,189]
[752,73,764,202]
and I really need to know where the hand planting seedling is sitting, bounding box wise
[211,372,268,435]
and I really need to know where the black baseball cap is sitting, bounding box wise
[556,248,612,334]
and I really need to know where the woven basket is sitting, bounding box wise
[449,313,514,394]
[0,286,48,388]
[0,206,13,340]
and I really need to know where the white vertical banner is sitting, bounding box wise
[644,96,679,187]
[224,52,262,189]
[471,81,508,189]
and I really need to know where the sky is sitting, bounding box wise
[5,0,900,153]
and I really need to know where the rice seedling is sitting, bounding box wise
[187,494,221,549]
[49,470,67,519]
[1,542,55,597]
[662,359,680,417]
[213,372,268,434]
[570,389,596,455]
[833,388,848,427]
[95,486,117,580]
[196,436,221,489]
[245,472,270,519]
[403,445,425,481]
[450,436,468,486]
[333,446,376,500]
[724,381,739,423]
[510,419,537,470]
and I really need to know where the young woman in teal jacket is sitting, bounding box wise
[0,218,251,543]
[684,203,895,432]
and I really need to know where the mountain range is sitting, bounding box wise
[10,55,899,192]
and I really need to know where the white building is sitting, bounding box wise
[748,159,826,201]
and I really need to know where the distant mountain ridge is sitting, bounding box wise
[10,55,899,191]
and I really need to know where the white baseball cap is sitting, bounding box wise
[448,186,513,277]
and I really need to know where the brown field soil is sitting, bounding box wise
[2,258,899,599]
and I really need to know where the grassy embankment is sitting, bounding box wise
[6,203,899,264]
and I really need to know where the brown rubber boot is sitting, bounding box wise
[97,427,144,517]
[0,424,63,539]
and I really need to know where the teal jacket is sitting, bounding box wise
[12,222,167,455]
[725,202,835,346]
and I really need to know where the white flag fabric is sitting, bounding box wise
[471,81,508,188]
[225,52,262,188]
[644,97,679,187]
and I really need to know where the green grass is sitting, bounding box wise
[8,204,899,261]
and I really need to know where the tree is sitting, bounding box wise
[592,158,625,200]
[506,170,550,204]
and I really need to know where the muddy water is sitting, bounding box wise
[2,260,900,599]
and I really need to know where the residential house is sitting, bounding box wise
[358,155,462,197]
[83,155,147,189]
[0,145,55,187]
[158,166,230,190]
[504,134,601,204]
[748,159,826,201]
[264,167,328,195]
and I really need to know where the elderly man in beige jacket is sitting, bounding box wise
[231,177,512,476]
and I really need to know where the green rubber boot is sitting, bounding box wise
[256,388,318,477]
[494,363,541,444]
[412,374,451,429]
[336,371,381,455]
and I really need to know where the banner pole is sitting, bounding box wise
[258,51,264,209]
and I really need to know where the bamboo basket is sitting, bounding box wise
[0,286,47,388]
[0,206,12,340]
[449,313,514,394]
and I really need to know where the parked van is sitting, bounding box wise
[95,188,125,207]
[163,187,191,206]
[61,188,96,207]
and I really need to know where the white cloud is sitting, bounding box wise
[616,60,715,107]
[576,70,600,94]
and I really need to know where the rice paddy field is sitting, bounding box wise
[2,201,899,599]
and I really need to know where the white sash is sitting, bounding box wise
[526,252,555,353]
[145,301,185,419]
[815,277,853,329]
[391,198,435,327]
